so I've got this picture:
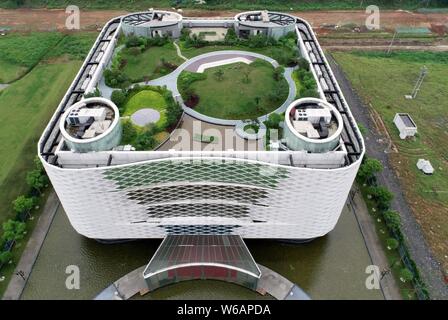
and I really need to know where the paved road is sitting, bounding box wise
[2,190,60,300]
[0,84,10,91]
[327,53,448,299]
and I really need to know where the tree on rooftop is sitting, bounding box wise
[214,69,224,81]
[111,89,127,111]
[265,112,282,129]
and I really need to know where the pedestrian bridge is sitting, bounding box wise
[95,235,310,300]
[144,235,261,292]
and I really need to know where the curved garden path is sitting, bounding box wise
[99,50,296,125]
[133,50,296,125]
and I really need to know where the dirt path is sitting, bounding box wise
[1,8,448,32]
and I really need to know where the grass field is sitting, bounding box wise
[0,32,97,83]
[121,43,184,82]
[0,59,27,83]
[0,32,63,83]
[180,60,288,120]
[0,61,82,227]
[123,89,168,128]
[332,51,448,271]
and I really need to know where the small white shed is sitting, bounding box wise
[417,159,434,175]
[394,113,417,139]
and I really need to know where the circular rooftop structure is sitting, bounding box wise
[234,11,296,39]
[60,97,121,153]
[122,10,183,38]
[283,98,343,153]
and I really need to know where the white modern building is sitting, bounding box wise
[38,11,364,242]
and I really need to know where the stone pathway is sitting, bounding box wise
[173,41,188,61]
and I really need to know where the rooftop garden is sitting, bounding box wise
[104,35,184,88]
[104,28,300,89]
[179,28,299,67]
[110,85,182,150]
[178,60,289,120]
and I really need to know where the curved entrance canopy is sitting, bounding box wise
[143,235,261,291]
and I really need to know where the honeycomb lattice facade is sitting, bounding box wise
[43,157,360,240]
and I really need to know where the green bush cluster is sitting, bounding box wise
[0,156,49,269]
[84,87,102,99]
[357,156,429,299]
[295,68,319,98]
[182,29,298,66]
[134,125,159,151]
[117,85,183,150]
[264,112,283,148]
[184,33,208,48]
[104,51,132,88]
[105,34,171,88]
[125,34,169,50]
[264,112,282,130]
[356,157,383,184]
[177,71,207,100]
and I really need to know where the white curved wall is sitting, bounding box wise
[43,157,360,240]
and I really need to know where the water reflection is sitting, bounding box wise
[21,203,382,300]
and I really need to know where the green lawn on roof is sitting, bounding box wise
[179,60,288,120]
[121,43,184,82]
[123,89,168,129]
